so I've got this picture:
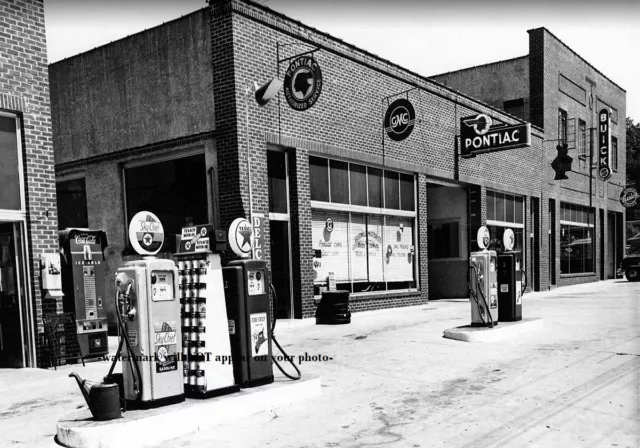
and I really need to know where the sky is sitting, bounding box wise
[44,0,640,122]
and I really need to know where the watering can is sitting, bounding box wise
[69,372,122,421]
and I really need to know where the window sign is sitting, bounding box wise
[367,215,385,283]
[312,211,349,283]
[384,217,414,282]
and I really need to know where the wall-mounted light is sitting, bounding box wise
[254,78,283,106]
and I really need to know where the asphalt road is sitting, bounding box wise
[155,279,640,448]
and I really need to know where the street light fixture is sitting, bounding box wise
[244,77,283,257]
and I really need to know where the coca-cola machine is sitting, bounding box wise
[59,228,109,358]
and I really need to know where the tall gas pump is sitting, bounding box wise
[469,226,498,327]
[497,228,527,322]
[114,211,184,409]
[173,223,238,398]
[222,218,274,388]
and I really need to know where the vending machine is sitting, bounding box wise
[497,228,525,322]
[174,224,238,398]
[58,229,109,358]
[469,226,498,327]
[114,211,184,409]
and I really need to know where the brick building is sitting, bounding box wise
[431,27,627,287]
[49,0,625,328]
[0,0,58,367]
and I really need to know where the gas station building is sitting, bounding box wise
[1,0,58,368]
[48,0,626,338]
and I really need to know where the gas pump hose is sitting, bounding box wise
[468,265,494,328]
[269,282,301,380]
[106,285,143,405]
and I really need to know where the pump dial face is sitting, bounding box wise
[503,228,515,251]
[476,226,490,250]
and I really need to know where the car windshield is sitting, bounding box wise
[628,232,640,256]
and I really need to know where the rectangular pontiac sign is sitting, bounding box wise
[460,113,531,157]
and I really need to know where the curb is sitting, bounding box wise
[443,318,544,342]
[56,375,321,448]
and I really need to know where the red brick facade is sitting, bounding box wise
[0,0,58,366]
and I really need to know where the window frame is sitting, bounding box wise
[558,109,568,146]
[559,202,595,275]
[611,136,618,172]
[309,155,419,296]
[0,112,26,218]
[55,175,89,230]
[122,149,207,253]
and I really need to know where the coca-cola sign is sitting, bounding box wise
[75,234,97,245]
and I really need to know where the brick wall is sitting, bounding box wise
[211,0,545,317]
[430,56,530,121]
[49,8,214,165]
[0,0,58,365]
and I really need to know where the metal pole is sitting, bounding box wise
[244,83,255,258]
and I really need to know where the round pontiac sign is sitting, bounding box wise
[384,98,416,141]
[283,56,323,111]
[229,218,253,258]
[128,211,164,256]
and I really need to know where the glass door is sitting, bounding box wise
[0,222,30,367]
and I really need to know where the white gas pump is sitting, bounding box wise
[114,211,184,409]
[469,226,498,327]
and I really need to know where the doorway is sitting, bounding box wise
[530,197,540,291]
[607,212,616,279]
[548,199,556,286]
[267,150,293,319]
[0,222,29,367]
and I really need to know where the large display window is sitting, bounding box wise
[124,153,208,253]
[486,190,525,253]
[310,156,417,295]
[560,202,594,274]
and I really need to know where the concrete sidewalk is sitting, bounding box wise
[1,279,638,448]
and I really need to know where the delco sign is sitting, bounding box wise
[598,108,612,181]
[460,113,531,157]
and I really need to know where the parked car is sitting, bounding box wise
[621,254,640,282]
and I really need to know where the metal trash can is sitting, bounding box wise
[316,291,351,325]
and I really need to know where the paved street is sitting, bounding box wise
[1,279,638,448]
[158,279,639,448]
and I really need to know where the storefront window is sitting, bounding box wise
[486,190,525,254]
[56,178,89,230]
[124,154,207,253]
[0,115,22,211]
[310,156,417,295]
[560,202,594,274]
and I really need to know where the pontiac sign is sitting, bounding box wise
[460,113,531,157]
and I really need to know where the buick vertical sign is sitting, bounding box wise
[384,98,416,141]
[598,108,612,181]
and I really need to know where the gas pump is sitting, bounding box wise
[497,228,527,322]
[469,226,498,327]
[113,211,184,409]
[222,218,300,388]
[173,224,238,398]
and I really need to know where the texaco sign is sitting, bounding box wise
[283,56,323,111]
